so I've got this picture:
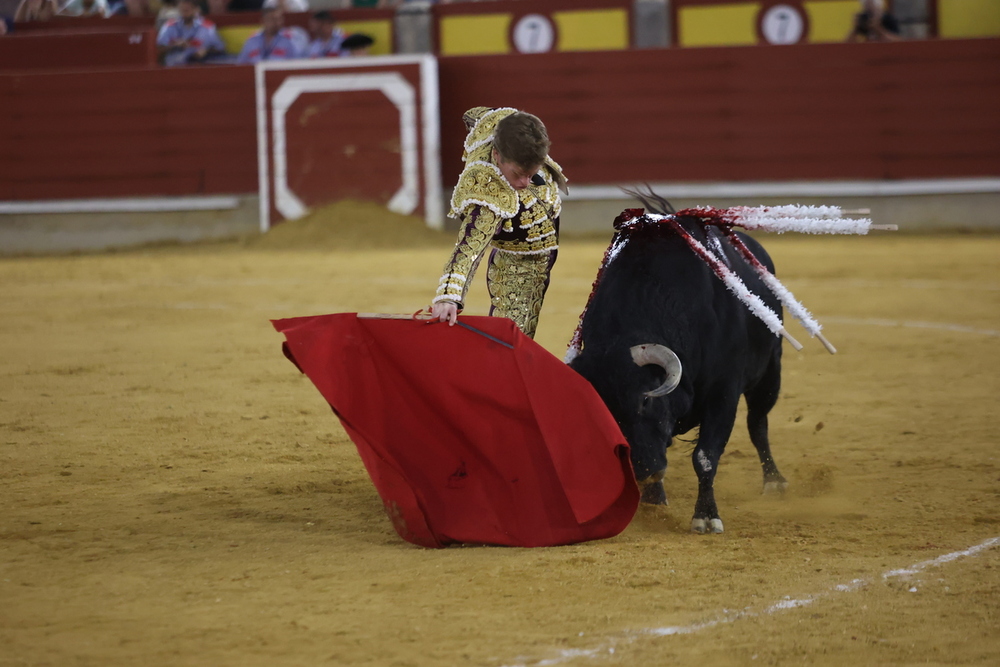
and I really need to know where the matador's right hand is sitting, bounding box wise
[431,301,459,326]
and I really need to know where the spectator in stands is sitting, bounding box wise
[307,10,345,57]
[263,0,308,12]
[0,16,12,34]
[237,6,302,63]
[59,0,111,17]
[154,0,181,25]
[157,0,225,66]
[13,0,58,21]
[263,0,309,52]
[846,0,900,42]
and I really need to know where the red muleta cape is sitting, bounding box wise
[272,313,639,548]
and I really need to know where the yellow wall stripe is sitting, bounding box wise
[803,0,860,43]
[440,14,512,55]
[552,8,629,52]
[218,26,258,55]
[939,0,1000,38]
[679,3,761,47]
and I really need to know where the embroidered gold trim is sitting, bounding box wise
[450,162,520,221]
[487,250,555,338]
[434,206,501,305]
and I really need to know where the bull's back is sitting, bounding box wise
[580,226,780,388]
[585,231,713,329]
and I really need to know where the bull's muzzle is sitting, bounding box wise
[630,344,683,397]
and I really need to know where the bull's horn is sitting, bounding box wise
[630,344,683,397]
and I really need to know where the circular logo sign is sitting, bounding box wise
[512,14,556,53]
[760,4,805,45]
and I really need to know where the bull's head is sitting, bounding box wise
[568,343,684,485]
[630,344,682,396]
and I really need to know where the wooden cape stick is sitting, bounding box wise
[836,210,898,231]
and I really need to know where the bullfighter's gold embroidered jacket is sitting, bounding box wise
[433,107,567,308]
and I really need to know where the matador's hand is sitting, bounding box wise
[431,301,459,326]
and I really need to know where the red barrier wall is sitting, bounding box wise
[0,28,157,71]
[438,38,1000,185]
[2,38,997,202]
[11,17,154,33]
[0,66,256,201]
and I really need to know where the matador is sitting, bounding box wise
[430,106,568,339]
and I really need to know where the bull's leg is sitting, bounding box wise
[745,356,788,495]
[690,397,739,534]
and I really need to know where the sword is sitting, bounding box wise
[454,321,514,349]
[357,312,515,350]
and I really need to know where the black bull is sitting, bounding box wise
[569,211,789,534]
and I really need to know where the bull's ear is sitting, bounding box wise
[630,344,682,397]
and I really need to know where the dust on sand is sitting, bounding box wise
[1,203,998,666]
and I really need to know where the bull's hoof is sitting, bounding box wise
[690,517,724,534]
[640,481,668,506]
[762,479,789,495]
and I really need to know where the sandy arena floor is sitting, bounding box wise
[1,203,998,666]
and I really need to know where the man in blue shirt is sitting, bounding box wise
[157,0,225,67]
[237,7,303,63]
[307,10,345,58]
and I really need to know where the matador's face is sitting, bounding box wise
[492,149,540,191]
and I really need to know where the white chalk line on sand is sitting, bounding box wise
[501,536,1000,667]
